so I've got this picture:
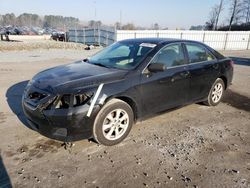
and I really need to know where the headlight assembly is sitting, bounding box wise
[38,96,57,111]
[54,93,93,109]
[73,93,93,107]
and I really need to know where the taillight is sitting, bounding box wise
[229,60,234,68]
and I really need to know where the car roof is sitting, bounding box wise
[118,38,225,59]
[119,38,202,45]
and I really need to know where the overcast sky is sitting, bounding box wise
[0,0,229,29]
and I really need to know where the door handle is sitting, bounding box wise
[212,63,219,69]
[171,71,190,82]
[180,71,190,78]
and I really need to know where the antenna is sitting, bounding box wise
[94,1,97,20]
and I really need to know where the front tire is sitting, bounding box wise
[205,78,225,106]
[93,99,134,146]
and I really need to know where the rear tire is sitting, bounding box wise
[205,78,225,106]
[93,99,134,146]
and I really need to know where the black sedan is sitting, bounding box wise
[22,38,234,146]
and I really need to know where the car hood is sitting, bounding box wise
[31,61,128,93]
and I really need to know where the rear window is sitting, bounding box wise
[186,44,215,63]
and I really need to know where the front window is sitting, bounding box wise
[151,43,186,67]
[88,42,155,70]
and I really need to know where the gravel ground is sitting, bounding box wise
[0,49,249,188]
[0,40,90,51]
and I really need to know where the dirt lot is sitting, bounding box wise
[0,48,249,188]
[0,38,88,51]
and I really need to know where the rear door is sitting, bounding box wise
[139,43,190,115]
[184,43,219,102]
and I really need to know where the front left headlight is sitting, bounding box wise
[73,93,93,107]
[53,92,93,109]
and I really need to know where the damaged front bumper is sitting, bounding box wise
[22,93,100,142]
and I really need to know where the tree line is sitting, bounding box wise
[206,0,250,30]
[0,13,80,29]
[0,12,164,31]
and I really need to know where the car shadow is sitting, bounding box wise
[230,57,250,66]
[0,154,12,188]
[5,80,32,130]
[222,89,250,112]
[6,81,93,143]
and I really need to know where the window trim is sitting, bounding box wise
[142,42,188,73]
[183,42,217,65]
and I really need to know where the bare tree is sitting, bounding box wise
[1,13,16,26]
[88,20,102,28]
[205,1,224,31]
[205,6,218,30]
[154,23,160,30]
[16,13,42,27]
[114,22,121,29]
[121,23,135,30]
[229,0,243,30]
[242,0,250,23]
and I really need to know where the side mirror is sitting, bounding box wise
[147,63,166,73]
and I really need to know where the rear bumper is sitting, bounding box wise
[22,95,100,142]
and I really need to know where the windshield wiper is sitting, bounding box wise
[83,59,110,68]
[92,63,110,68]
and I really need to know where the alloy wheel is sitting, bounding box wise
[212,82,223,103]
[102,109,129,141]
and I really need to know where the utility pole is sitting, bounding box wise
[93,0,97,44]
[246,0,250,23]
[229,0,238,31]
[120,10,122,26]
[0,15,3,25]
[94,1,97,21]
[214,0,224,30]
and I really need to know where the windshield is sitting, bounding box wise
[88,41,156,70]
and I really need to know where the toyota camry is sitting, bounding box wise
[22,38,234,146]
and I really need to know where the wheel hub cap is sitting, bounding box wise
[102,109,129,141]
[212,83,223,103]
